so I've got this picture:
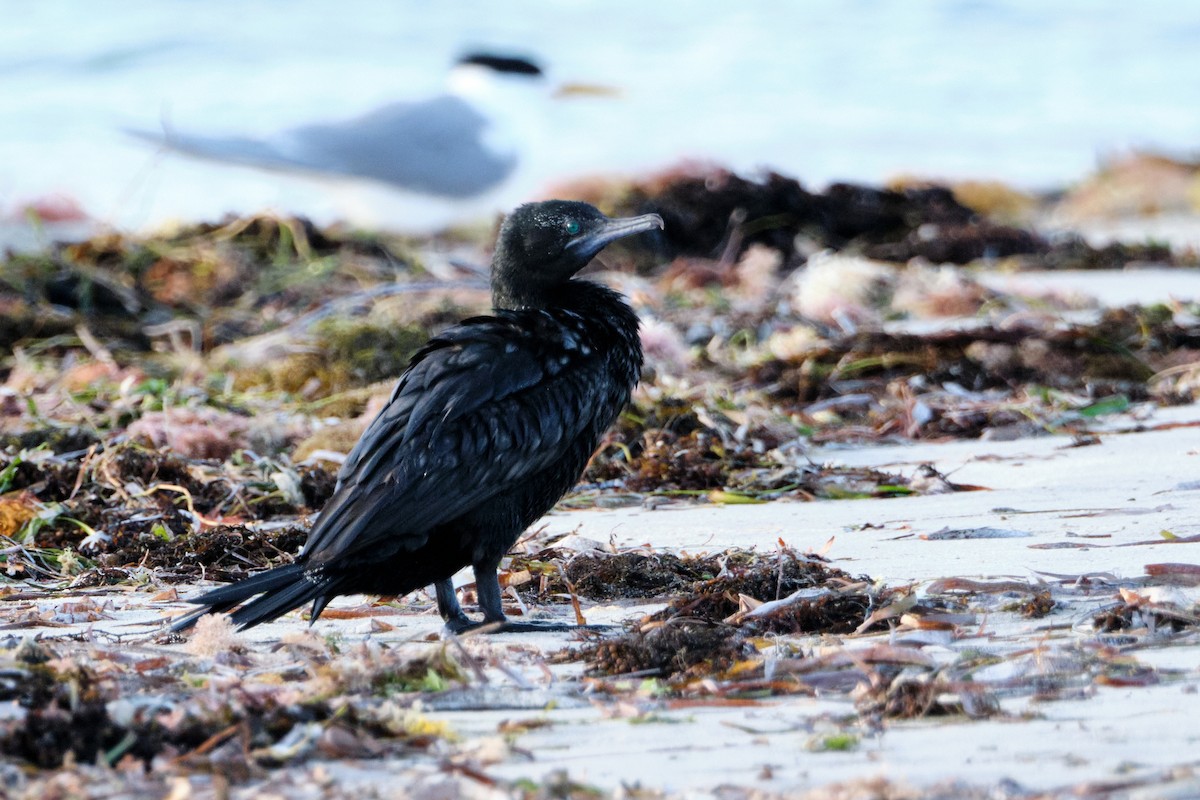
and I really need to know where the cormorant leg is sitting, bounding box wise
[435,579,474,634]
[474,561,509,624]
[469,563,613,634]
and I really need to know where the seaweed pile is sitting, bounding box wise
[0,632,466,774]
[566,163,1191,270]
[0,441,324,583]
[566,547,888,680]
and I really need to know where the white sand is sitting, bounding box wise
[978,267,1200,308]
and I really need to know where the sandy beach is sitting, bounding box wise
[1,374,1198,799]
[3,56,1200,791]
[7,2,1200,795]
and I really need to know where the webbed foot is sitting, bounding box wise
[442,616,615,636]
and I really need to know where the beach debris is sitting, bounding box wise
[0,162,1199,793]
[922,527,1032,540]
[1092,586,1200,634]
[0,638,463,771]
[1052,152,1200,221]
[571,546,890,684]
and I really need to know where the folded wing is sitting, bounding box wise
[303,311,603,566]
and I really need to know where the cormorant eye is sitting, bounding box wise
[565,219,581,235]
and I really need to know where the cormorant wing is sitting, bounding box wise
[302,310,609,565]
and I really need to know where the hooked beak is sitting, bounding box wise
[567,213,664,261]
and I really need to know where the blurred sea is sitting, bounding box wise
[2,0,1199,232]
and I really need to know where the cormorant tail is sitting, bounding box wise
[228,573,332,631]
[309,594,333,625]
[170,563,331,632]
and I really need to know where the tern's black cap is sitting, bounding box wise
[456,52,543,77]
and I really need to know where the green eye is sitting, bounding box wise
[565,219,581,235]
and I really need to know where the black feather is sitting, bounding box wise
[227,572,332,630]
[171,563,306,631]
[173,200,662,633]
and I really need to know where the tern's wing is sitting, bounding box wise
[283,95,516,196]
[127,96,515,198]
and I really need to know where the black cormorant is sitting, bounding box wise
[173,200,662,633]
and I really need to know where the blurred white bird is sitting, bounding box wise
[127,53,554,229]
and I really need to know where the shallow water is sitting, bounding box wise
[2,1,1199,231]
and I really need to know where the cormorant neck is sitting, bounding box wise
[490,258,566,310]
[490,279,545,311]
[491,276,615,313]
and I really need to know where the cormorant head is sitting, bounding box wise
[491,200,663,309]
